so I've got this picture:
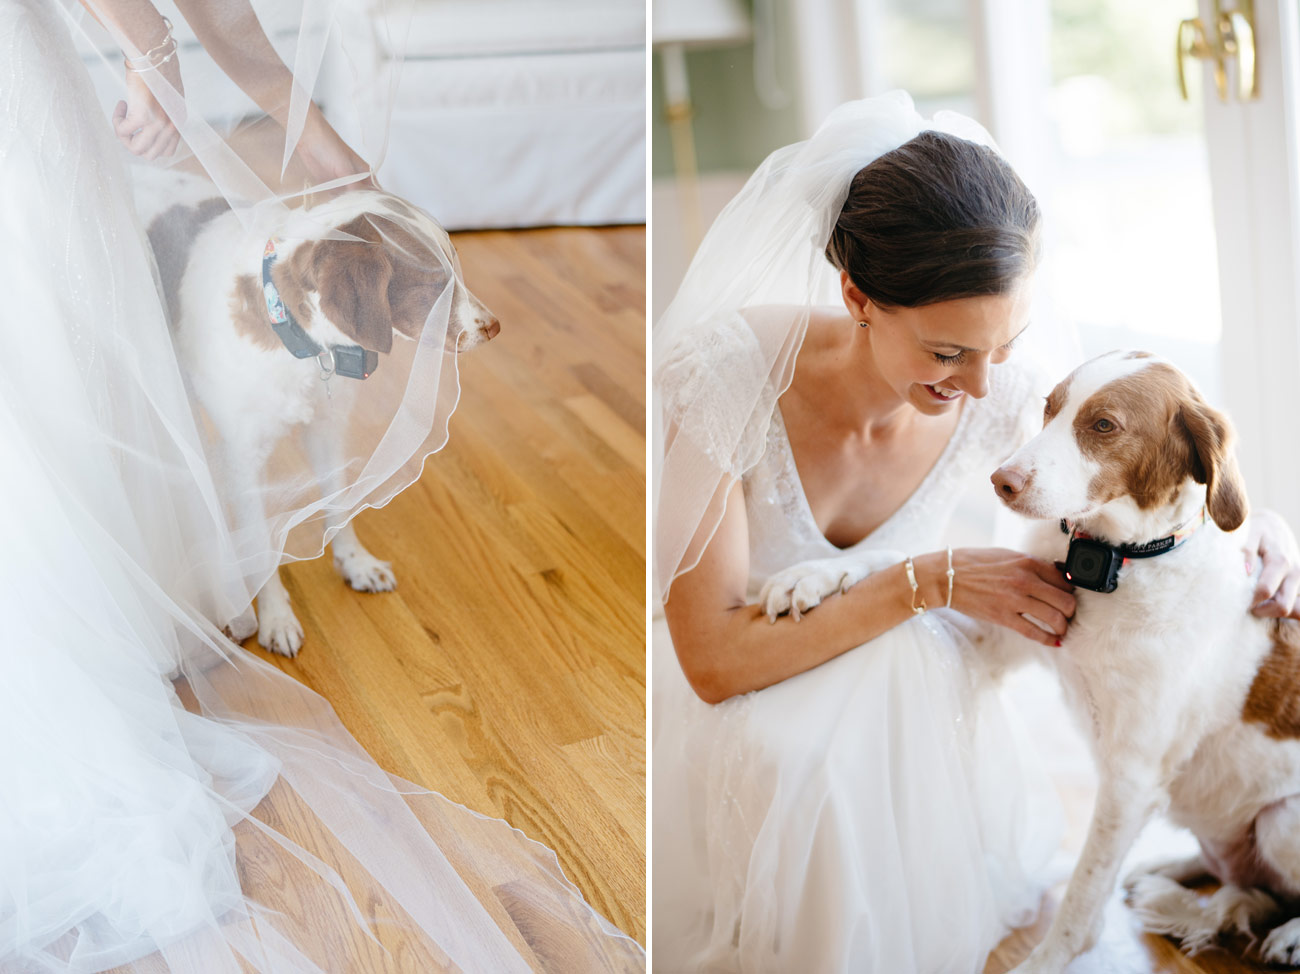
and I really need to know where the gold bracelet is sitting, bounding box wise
[124,39,177,72]
[945,546,955,609]
[904,556,927,616]
[124,18,177,72]
[128,17,172,60]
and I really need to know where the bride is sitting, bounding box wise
[652,93,1298,973]
[0,0,641,970]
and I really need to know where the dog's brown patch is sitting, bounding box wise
[1074,362,1248,530]
[271,243,319,332]
[230,274,282,351]
[1243,620,1300,739]
[1044,376,1072,424]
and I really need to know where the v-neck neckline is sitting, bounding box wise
[771,397,976,552]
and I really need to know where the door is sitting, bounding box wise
[1194,0,1300,528]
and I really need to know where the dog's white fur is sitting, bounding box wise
[992,352,1300,971]
[762,350,1300,970]
[138,171,497,655]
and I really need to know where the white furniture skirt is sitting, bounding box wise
[374,48,645,230]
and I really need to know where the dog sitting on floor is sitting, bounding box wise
[990,351,1300,971]
[142,174,499,656]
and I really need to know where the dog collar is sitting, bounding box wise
[262,239,377,381]
[1058,507,1207,593]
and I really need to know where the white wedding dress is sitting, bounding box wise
[653,313,1062,973]
[0,2,641,970]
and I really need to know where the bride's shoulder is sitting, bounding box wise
[655,306,797,474]
[656,305,807,395]
[981,356,1051,444]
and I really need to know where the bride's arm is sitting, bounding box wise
[78,0,183,159]
[167,0,371,185]
[664,481,1076,704]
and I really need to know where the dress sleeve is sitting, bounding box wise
[656,312,778,481]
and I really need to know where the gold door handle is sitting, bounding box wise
[1177,0,1257,102]
[1220,8,1257,99]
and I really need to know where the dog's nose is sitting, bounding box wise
[991,465,1027,499]
[481,315,500,341]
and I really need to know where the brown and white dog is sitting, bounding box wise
[992,350,1300,971]
[142,173,499,656]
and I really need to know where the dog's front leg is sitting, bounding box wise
[300,415,396,593]
[1010,763,1162,974]
[217,435,305,657]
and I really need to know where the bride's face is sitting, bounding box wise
[843,274,1032,416]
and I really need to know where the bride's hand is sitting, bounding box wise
[920,547,1076,647]
[113,58,184,160]
[295,109,376,194]
[1244,509,1300,618]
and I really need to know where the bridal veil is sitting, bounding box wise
[0,0,642,969]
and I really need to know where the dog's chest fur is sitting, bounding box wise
[1047,526,1300,840]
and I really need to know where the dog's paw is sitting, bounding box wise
[1261,917,1300,967]
[335,550,397,593]
[758,558,871,622]
[1125,873,1214,950]
[257,609,304,658]
[223,608,258,643]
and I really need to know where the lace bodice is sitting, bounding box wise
[744,361,1040,590]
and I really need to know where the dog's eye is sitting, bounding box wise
[1093,418,1116,433]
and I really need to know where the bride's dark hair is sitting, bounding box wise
[825,130,1039,308]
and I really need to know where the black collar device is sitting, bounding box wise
[1059,507,1206,593]
[262,239,377,381]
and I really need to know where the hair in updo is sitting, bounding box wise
[825,130,1040,308]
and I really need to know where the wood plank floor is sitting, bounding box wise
[239,226,645,950]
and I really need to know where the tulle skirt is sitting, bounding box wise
[651,610,1060,974]
[0,1,642,969]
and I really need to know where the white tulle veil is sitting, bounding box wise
[68,0,476,585]
[653,91,1068,601]
[0,1,641,970]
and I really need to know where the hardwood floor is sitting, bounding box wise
[238,226,645,949]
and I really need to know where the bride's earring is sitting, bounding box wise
[857,320,869,328]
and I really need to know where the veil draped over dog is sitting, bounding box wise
[70,0,476,585]
[0,1,641,971]
[653,92,1072,601]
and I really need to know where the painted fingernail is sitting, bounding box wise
[1055,639,1062,648]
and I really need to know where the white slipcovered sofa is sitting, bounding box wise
[72,1,646,231]
[329,0,646,230]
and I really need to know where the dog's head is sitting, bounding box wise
[991,351,1247,536]
[271,192,499,355]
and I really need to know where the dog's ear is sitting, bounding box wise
[387,267,449,339]
[311,235,395,354]
[378,219,450,339]
[1178,395,1248,531]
